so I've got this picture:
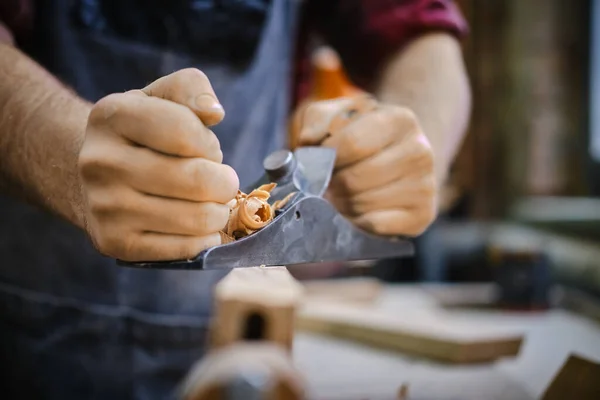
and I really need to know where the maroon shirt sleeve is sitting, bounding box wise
[305,0,469,89]
[0,0,33,42]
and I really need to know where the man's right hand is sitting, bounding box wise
[78,68,239,262]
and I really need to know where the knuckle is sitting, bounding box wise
[186,161,209,197]
[199,128,223,162]
[301,102,322,125]
[182,159,237,202]
[420,148,435,171]
[390,106,420,133]
[404,135,434,170]
[101,228,139,261]
[423,202,438,224]
[196,203,229,233]
[177,68,209,85]
[334,169,357,194]
[93,227,122,258]
[221,164,240,197]
[78,150,107,181]
[78,146,123,183]
[87,193,119,217]
[170,236,208,261]
[170,121,199,154]
[174,139,197,158]
[401,219,429,237]
[420,176,437,198]
[374,222,396,236]
[78,145,97,171]
[415,132,434,151]
[120,234,139,260]
[85,194,141,260]
[344,129,362,152]
[89,93,124,125]
[213,149,224,164]
[392,106,416,122]
[304,99,339,124]
[416,201,438,231]
[88,189,138,221]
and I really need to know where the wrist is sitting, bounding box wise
[45,96,92,230]
[0,44,92,229]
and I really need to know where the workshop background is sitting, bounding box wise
[290,2,600,399]
[336,0,600,292]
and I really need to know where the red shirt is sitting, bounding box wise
[0,0,469,108]
[293,0,469,105]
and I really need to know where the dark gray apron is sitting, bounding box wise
[0,0,299,398]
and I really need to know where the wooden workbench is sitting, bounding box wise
[291,284,600,400]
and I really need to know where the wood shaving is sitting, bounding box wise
[220,183,296,243]
[272,192,296,210]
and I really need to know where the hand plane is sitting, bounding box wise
[119,146,415,270]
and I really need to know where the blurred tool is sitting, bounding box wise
[289,46,363,150]
[489,245,553,311]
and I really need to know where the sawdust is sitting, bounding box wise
[220,183,296,243]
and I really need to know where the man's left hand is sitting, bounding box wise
[295,96,437,237]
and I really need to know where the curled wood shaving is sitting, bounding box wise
[272,192,296,210]
[219,183,296,243]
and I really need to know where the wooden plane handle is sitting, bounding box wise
[289,46,365,150]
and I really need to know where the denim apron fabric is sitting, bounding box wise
[0,0,298,398]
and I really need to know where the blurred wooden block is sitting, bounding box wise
[541,354,600,400]
[210,266,304,352]
[302,278,382,305]
[296,288,524,364]
[179,343,306,400]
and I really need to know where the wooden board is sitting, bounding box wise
[302,277,382,305]
[296,286,524,364]
[541,353,600,400]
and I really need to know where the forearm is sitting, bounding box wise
[374,32,471,187]
[0,42,92,228]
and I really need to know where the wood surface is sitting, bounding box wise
[302,277,382,305]
[294,283,600,399]
[210,266,304,352]
[186,267,307,399]
[296,286,524,364]
[179,343,306,400]
[541,353,600,400]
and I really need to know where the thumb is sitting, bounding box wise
[296,96,378,147]
[140,68,225,127]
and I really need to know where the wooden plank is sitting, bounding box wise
[541,354,600,400]
[296,288,524,364]
[302,277,383,305]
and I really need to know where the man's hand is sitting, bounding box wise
[296,96,437,237]
[79,69,239,262]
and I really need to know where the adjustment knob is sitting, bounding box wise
[263,150,296,183]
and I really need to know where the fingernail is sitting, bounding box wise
[195,94,224,113]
